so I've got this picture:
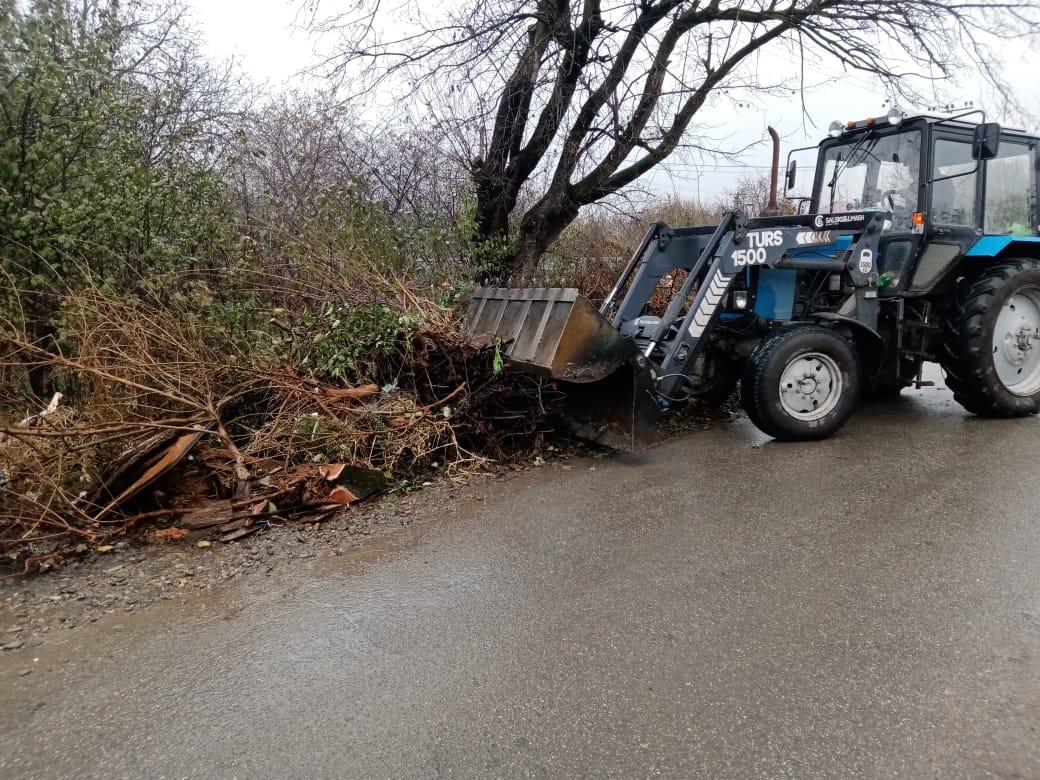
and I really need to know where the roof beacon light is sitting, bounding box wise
[828,120,844,138]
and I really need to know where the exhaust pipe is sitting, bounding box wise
[762,126,782,217]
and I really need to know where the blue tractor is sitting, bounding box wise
[467,110,1040,447]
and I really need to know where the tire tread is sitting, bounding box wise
[741,324,860,440]
[939,258,1040,417]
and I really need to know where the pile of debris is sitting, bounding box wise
[0,295,565,572]
[91,424,393,539]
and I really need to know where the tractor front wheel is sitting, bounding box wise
[742,324,861,441]
[940,258,1040,416]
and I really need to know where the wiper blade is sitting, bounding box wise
[847,136,881,167]
[828,154,842,213]
[828,132,879,212]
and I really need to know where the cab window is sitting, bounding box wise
[984,142,1036,236]
[931,139,977,226]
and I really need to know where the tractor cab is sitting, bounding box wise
[793,109,1039,295]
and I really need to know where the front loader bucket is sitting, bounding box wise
[466,287,662,449]
[467,287,633,381]
[556,361,662,450]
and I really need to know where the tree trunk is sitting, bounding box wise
[473,172,513,244]
[25,289,59,400]
[512,197,579,279]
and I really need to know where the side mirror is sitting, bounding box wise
[785,160,797,192]
[972,122,1001,160]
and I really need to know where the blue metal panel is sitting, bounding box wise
[752,235,849,321]
[966,235,1040,257]
[754,268,797,320]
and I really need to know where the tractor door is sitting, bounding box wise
[906,132,981,292]
[869,132,926,294]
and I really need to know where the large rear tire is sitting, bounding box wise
[742,324,861,441]
[940,259,1040,417]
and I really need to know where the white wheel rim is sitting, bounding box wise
[992,287,1040,396]
[779,352,844,421]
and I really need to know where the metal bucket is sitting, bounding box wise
[467,287,636,381]
[466,287,661,448]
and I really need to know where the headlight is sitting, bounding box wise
[828,120,843,138]
[731,290,749,310]
[887,108,903,126]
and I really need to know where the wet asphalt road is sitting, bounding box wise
[2,377,1040,779]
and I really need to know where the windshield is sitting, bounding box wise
[814,129,923,231]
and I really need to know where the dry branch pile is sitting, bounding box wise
[0,285,565,572]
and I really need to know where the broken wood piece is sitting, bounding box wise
[184,492,334,531]
[89,430,205,522]
[319,384,379,402]
[230,479,305,511]
[220,525,260,543]
[297,505,342,523]
[318,463,346,482]
[88,430,181,502]
[217,517,254,534]
[118,508,183,526]
[180,504,234,530]
[328,485,358,505]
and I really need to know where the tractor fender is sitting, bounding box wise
[809,312,885,374]
[965,236,1040,263]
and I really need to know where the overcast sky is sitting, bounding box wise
[186,0,1038,203]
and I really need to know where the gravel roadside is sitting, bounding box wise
[0,466,522,653]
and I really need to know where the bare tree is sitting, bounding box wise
[726,172,798,217]
[225,94,467,239]
[307,0,1038,275]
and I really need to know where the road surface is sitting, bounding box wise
[2,380,1039,778]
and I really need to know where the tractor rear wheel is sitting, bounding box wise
[741,324,861,441]
[940,258,1040,416]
